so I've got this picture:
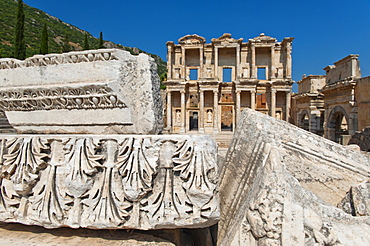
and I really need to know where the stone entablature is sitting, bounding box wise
[164,33,294,134]
[0,49,163,134]
[0,49,120,70]
[0,134,219,230]
[323,54,361,85]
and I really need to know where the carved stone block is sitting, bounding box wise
[0,49,163,134]
[218,109,370,246]
[0,134,219,230]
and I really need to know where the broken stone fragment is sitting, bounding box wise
[0,49,163,134]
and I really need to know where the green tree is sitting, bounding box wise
[61,33,71,53]
[14,0,26,59]
[99,31,104,49]
[40,23,48,54]
[83,33,90,50]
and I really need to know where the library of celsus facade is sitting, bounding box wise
[164,33,294,134]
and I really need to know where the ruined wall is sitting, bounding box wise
[356,76,370,130]
[324,55,361,84]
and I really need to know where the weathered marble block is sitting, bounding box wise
[218,109,370,246]
[0,134,219,230]
[0,49,162,134]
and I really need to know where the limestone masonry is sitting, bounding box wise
[0,49,163,134]
[0,49,220,233]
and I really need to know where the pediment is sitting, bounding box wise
[178,34,206,44]
[211,33,243,44]
[249,33,276,43]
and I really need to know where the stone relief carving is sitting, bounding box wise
[0,135,219,230]
[0,84,127,111]
[0,49,119,70]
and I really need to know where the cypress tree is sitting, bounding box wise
[61,33,71,53]
[99,31,104,49]
[14,0,26,60]
[40,23,48,54]
[83,33,90,50]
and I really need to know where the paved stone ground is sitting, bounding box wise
[0,223,175,246]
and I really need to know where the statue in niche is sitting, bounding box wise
[275,112,281,120]
[207,109,213,123]
[176,110,181,124]
[277,68,283,78]
[175,68,181,79]
[207,68,212,78]
[243,68,249,78]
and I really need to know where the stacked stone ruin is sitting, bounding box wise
[0,49,219,230]
[0,49,369,245]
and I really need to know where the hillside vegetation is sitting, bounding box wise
[0,0,166,75]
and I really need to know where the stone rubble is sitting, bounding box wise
[218,108,370,246]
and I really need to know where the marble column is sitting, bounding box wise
[199,90,205,133]
[286,43,292,79]
[285,91,291,121]
[270,46,275,79]
[180,90,186,133]
[167,45,172,79]
[271,89,276,118]
[215,47,219,79]
[181,46,186,79]
[199,47,204,79]
[166,91,172,132]
[251,44,256,79]
[236,44,240,80]
[251,90,256,110]
[213,90,219,133]
[236,90,241,123]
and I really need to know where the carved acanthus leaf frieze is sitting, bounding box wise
[0,135,219,229]
[0,84,127,111]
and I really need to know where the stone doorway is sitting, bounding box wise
[189,111,199,131]
[221,106,233,131]
[328,106,349,143]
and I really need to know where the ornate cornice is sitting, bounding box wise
[0,49,119,70]
[0,83,127,111]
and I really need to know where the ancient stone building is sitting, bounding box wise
[164,33,294,134]
[355,76,370,131]
[322,55,361,143]
[291,75,326,135]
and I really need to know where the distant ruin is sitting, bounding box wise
[164,33,294,136]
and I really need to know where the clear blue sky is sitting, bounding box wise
[24,0,370,91]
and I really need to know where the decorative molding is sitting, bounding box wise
[0,135,219,229]
[0,84,127,111]
[0,49,119,70]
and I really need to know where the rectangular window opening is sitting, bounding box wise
[223,68,232,82]
[190,69,198,80]
[258,67,266,80]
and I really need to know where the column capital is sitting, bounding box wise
[271,89,277,93]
